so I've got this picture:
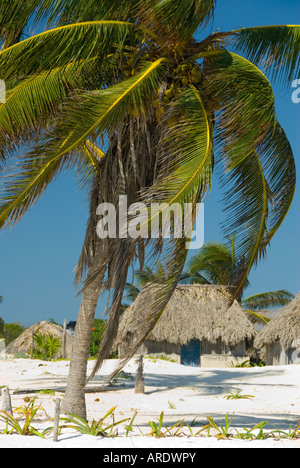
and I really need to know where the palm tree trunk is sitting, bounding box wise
[61,278,101,420]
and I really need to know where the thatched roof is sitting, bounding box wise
[117,285,256,347]
[254,293,300,349]
[5,321,74,358]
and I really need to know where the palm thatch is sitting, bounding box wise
[254,293,300,350]
[116,285,256,348]
[5,320,74,358]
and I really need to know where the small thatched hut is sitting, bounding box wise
[5,320,74,359]
[254,293,300,366]
[117,285,256,367]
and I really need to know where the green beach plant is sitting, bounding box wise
[147,412,185,438]
[0,398,51,438]
[60,407,130,437]
[269,423,300,440]
[125,409,138,437]
[206,413,235,439]
[233,421,269,440]
[223,390,254,400]
[33,332,62,361]
[148,411,166,438]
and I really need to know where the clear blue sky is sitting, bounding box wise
[0,0,299,326]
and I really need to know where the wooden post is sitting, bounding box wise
[53,398,61,442]
[1,387,12,415]
[135,354,145,394]
[62,319,67,360]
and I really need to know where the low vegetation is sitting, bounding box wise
[0,318,25,346]
[0,317,110,360]
[0,399,299,442]
[60,407,130,437]
[33,332,62,361]
[0,398,51,438]
[223,391,255,400]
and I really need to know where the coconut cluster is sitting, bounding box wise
[154,63,203,124]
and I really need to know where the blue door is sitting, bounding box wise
[181,340,200,366]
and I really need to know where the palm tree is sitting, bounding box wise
[0,2,298,418]
[184,239,295,319]
[184,238,244,292]
[124,259,194,305]
[123,260,175,307]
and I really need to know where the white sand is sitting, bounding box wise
[0,357,299,448]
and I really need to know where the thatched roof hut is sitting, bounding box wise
[5,320,74,359]
[254,293,300,353]
[117,285,256,367]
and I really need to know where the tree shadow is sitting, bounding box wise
[141,366,290,395]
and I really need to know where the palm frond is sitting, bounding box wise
[75,141,105,191]
[84,141,105,167]
[134,261,169,287]
[0,0,44,47]
[244,309,271,324]
[124,283,141,303]
[179,271,210,285]
[222,150,269,300]
[0,150,79,229]
[188,242,234,285]
[37,59,166,163]
[40,0,143,26]
[103,237,190,383]
[0,20,133,79]
[259,121,296,243]
[222,120,296,301]
[0,62,88,159]
[204,50,276,167]
[146,86,213,213]
[140,0,216,41]
[0,137,105,232]
[243,290,295,311]
[233,25,300,85]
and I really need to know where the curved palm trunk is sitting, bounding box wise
[62,278,101,419]
[62,116,160,419]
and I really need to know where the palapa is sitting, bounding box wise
[5,320,74,359]
[254,293,300,350]
[117,284,256,348]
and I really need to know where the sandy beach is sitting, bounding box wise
[0,357,299,448]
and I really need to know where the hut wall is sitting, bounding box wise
[201,355,250,368]
[266,342,289,366]
[141,339,181,363]
[265,344,274,366]
[201,338,246,357]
